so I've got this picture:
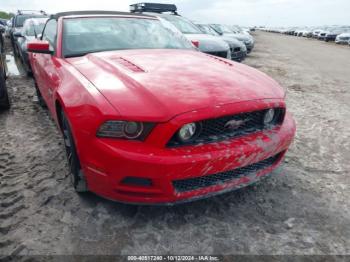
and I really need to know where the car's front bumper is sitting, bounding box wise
[245,42,255,53]
[232,50,247,62]
[80,107,296,205]
[335,40,349,44]
[325,36,337,41]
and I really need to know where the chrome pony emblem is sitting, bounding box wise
[224,119,247,131]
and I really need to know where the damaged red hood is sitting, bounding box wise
[67,49,285,121]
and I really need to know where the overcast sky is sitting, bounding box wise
[1,0,349,27]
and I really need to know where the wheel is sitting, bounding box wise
[61,111,88,193]
[34,83,47,108]
[0,72,10,109]
[0,89,10,110]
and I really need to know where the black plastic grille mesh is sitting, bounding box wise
[206,51,228,58]
[168,108,285,147]
[233,47,241,52]
[173,153,281,193]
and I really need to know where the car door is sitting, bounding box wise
[33,19,60,112]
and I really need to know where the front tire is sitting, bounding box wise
[0,72,10,110]
[61,111,88,193]
[34,81,47,108]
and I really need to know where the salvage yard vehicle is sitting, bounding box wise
[14,17,48,75]
[317,30,328,40]
[10,10,47,52]
[302,30,312,38]
[196,23,247,62]
[27,11,296,204]
[335,33,350,44]
[0,34,10,109]
[312,29,322,38]
[130,3,231,59]
[5,19,12,39]
[210,24,255,53]
[325,30,343,42]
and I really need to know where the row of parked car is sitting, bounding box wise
[1,5,255,78]
[261,26,350,45]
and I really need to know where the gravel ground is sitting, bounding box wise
[0,32,349,258]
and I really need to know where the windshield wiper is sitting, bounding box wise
[65,52,89,58]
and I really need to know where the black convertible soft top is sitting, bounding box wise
[51,10,155,20]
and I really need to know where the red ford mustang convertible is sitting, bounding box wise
[28,11,296,204]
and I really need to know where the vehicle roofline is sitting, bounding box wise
[50,11,156,20]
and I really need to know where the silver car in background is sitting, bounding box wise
[335,33,350,44]
[196,23,247,62]
[210,24,255,53]
[130,3,231,60]
[14,17,48,74]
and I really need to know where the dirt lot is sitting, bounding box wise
[0,32,349,258]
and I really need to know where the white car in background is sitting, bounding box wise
[335,33,350,44]
[5,19,12,38]
[302,30,312,37]
[312,29,322,38]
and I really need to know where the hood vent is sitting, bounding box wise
[112,57,145,73]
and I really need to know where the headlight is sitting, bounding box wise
[124,122,144,139]
[226,49,231,59]
[97,121,154,140]
[263,109,275,125]
[177,123,199,142]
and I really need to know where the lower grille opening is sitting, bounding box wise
[233,47,241,52]
[206,51,228,58]
[172,153,282,193]
[121,177,153,187]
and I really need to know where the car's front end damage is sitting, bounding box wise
[83,100,295,205]
[65,49,296,204]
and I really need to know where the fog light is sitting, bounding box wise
[178,123,197,142]
[263,109,275,125]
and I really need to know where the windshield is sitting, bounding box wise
[231,26,243,33]
[63,17,193,58]
[210,24,233,34]
[24,19,48,36]
[15,15,46,27]
[196,24,219,36]
[161,15,202,34]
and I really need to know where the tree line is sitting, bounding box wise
[0,11,14,20]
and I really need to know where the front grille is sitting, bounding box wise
[173,153,282,193]
[167,108,285,147]
[231,51,245,60]
[233,47,241,52]
[206,51,228,58]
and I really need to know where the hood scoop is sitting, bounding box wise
[111,57,145,73]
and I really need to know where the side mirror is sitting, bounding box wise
[27,41,53,55]
[191,40,200,48]
[13,31,23,37]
